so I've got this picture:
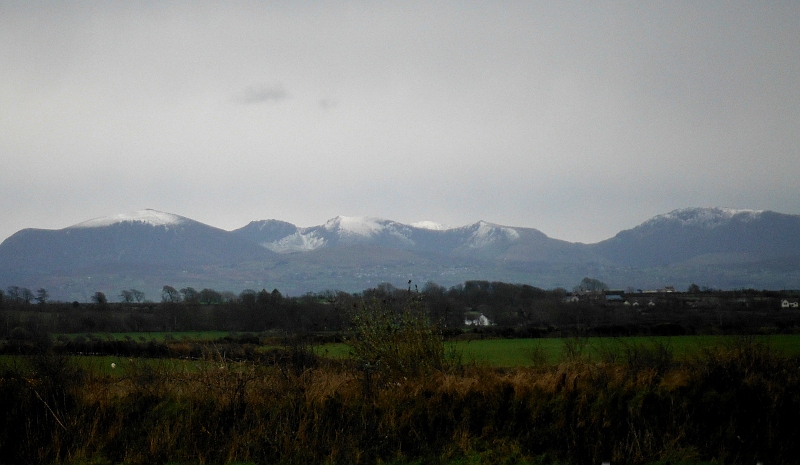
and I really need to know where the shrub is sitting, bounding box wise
[348,298,457,386]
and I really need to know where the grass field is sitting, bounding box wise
[40,332,800,369]
[315,334,800,367]
[5,332,800,463]
[456,334,800,367]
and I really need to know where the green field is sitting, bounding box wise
[37,333,800,368]
[317,334,800,367]
[456,334,800,366]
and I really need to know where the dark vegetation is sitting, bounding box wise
[2,281,800,464]
[2,281,800,345]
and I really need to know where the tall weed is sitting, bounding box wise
[2,336,799,464]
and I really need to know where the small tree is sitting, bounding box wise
[35,288,48,305]
[8,286,20,302]
[239,289,257,306]
[348,298,456,386]
[199,288,222,305]
[119,290,134,303]
[130,289,145,303]
[270,288,283,305]
[162,285,181,303]
[91,291,107,306]
[180,287,199,304]
[574,277,609,293]
[20,288,33,304]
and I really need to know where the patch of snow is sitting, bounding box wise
[69,209,186,228]
[256,220,293,231]
[411,221,449,230]
[644,207,764,229]
[468,221,520,247]
[389,229,415,246]
[263,231,326,253]
[324,216,387,237]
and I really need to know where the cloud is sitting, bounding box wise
[318,98,338,110]
[232,85,288,104]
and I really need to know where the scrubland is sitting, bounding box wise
[2,317,799,464]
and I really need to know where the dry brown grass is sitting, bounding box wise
[2,335,799,464]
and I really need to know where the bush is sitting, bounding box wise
[348,298,457,386]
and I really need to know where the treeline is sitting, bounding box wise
[2,280,800,339]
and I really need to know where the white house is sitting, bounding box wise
[781,299,799,308]
[464,313,491,326]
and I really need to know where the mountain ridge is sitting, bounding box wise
[1,207,799,300]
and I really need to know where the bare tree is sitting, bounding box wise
[35,288,48,305]
[119,290,134,303]
[162,285,181,303]
[6,286,20,302]
[21,288,33,304]
[130,289,145,303]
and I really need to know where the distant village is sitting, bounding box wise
[465,285,800,328]
[569,286,799,309]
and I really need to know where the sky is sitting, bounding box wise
[2,1,799,244]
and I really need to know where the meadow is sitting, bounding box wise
[2,323,800,464]
[4,282,800,463]
[310,334,800,367]
[453,334,800,366]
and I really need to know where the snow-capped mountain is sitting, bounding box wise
[69,209,188,229]
[411,221,449,231]
[232,216,561,257]
[0,209,272,280]
[591,207,800,267]
[2,207,800,301]
[637,207,765,230]
[234,216,419,253]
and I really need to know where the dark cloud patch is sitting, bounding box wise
[233,85,287,104]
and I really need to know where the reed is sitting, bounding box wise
[1,329,798,464]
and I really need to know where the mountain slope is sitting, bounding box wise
[2,207,800,301]
[232,216,585,262]
[0,209,273,280]
[591,207,800,267]
[234,216,428,253]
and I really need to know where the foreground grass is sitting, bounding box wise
[2,336,796,465]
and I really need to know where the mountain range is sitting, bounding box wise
[1,207,799,301]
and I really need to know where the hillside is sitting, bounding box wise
[1,207,799,301]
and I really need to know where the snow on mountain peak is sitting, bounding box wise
[324,216,387,236]
[263,231,326,253]
[411,221,449,231]
[467,221,520,247]
[69,209,187,229]
[644,207,764,229]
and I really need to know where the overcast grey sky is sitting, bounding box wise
[2,1,799,243]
